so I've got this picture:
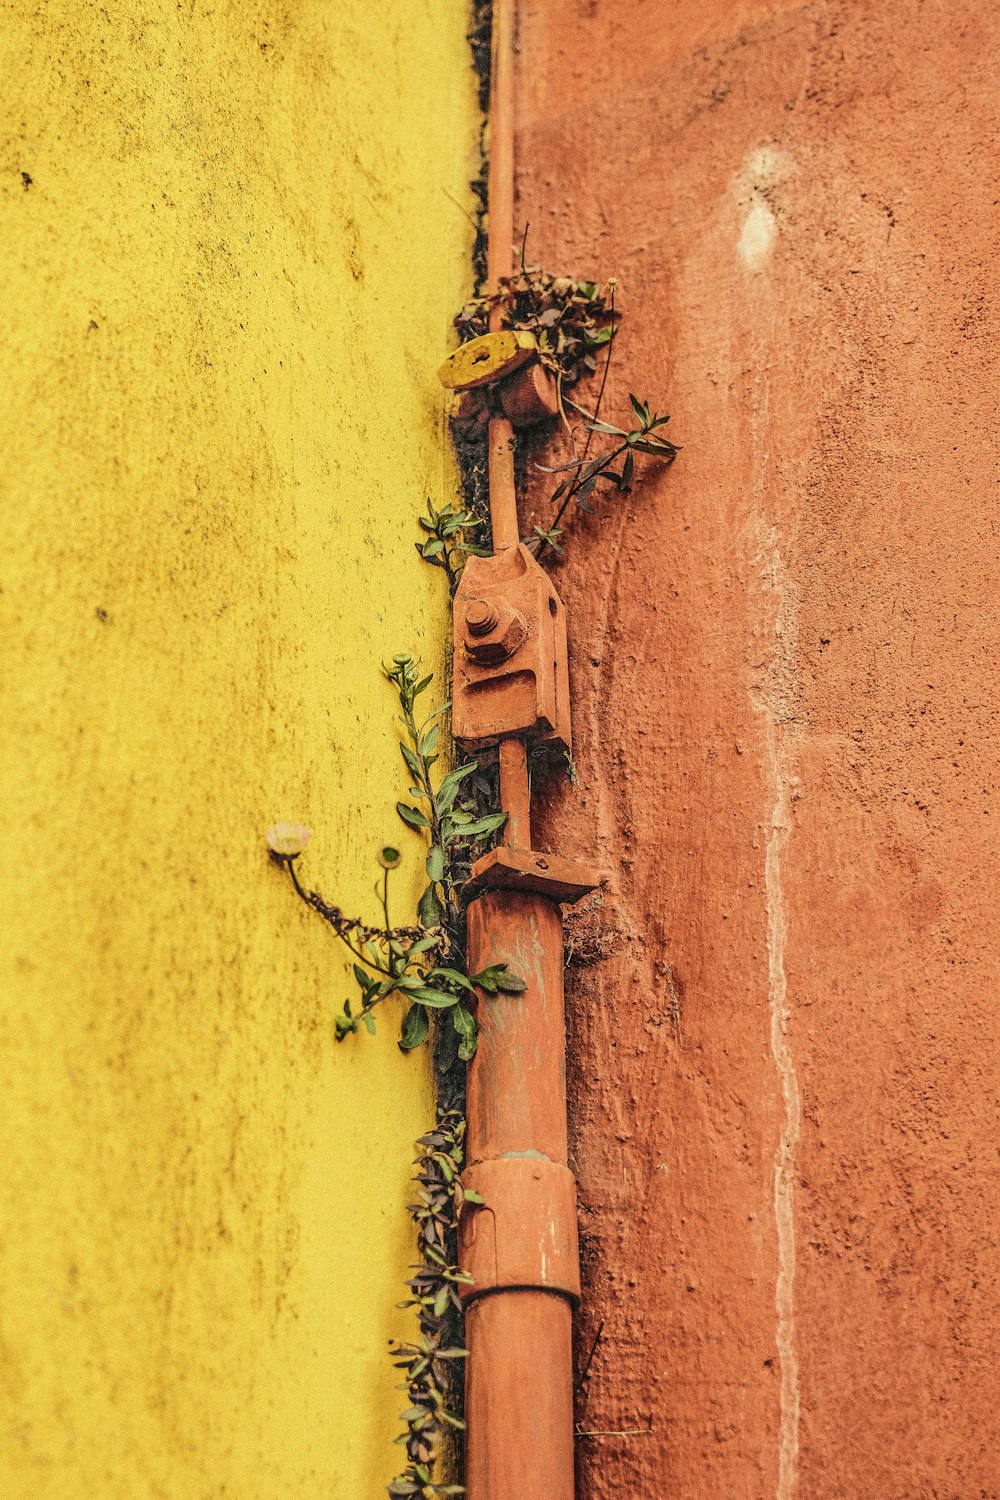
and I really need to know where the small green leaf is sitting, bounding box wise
[409,987,460,1009]
[399,1005,429,1050]
[397,801,429,831]
[452,1002,478,1061]
[418,884,443,928]
[437,762,477,796]
[400,743,422,779]
[463,1189,485,1205]
[425,845,446,882]
[472,963,527,994]
[362,1012,376,1035]
[420,724,440,755]
[431,966,474,991]
[451,812,506,840]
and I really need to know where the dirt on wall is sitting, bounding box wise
[513,2,1000,1496]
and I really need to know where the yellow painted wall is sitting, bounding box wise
[0,3,476,1495]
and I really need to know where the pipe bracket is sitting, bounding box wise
[453,543,571,752]
[465,845,604,906]
[458,1156,581,1304]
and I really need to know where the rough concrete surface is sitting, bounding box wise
[515,2,1000,1495]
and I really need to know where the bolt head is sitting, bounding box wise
[466,600,499,636]
[463,600,527,665]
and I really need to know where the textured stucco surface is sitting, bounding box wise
[515,2,1000,1496]
[0,3,476,1496]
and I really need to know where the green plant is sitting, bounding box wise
[533,392,679,561]
[268,656,522,1061]
[455,257,617,388]
[451,256,679,565]
[415,498,490,596]
[387,1112,480,1499]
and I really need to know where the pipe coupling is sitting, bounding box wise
[458,1156,581,1304]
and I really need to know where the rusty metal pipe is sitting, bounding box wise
[461,894,577,1500]
[498,738,530,848]
[486,0,519,554]
[456,7,588,1499]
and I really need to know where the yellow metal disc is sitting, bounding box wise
[437,329,538,390]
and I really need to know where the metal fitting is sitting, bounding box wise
[498,362,560,427]
[459,1157,581,1303]
[464,599,527,665]
[452,543,571,752]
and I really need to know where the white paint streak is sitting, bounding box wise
[750,530,802,1498]
[739,196,777,270]
[735,144,795,271]
[763,717,801,1500]
[734,148,802,1489]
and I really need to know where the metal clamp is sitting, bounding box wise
[453,543,571,752]
[459,1157,581,1303]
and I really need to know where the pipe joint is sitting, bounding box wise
[459,1157,581,1304]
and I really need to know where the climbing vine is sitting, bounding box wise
[385,1112,477,1500]
[267,657,521,1062]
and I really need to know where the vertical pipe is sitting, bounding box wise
[499,738,530,848]
[486,0,519,553]
[463,894,576,1500]
[464,1294,575,1498]
[488,0,531,838]
[459,9,579,1500]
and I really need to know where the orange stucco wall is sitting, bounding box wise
[515,2,1000,1495]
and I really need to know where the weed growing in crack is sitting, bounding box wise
[267,657,521,1060]
[386,1112,477,1500]
[533,390,679,561]
[415,498,490,596]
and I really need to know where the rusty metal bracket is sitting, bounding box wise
[453,543,571,752]
[464,845,603,905]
